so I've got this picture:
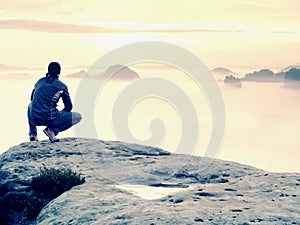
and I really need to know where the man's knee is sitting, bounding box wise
[72,112,82,124]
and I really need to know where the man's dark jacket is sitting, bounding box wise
[30,76,72,122]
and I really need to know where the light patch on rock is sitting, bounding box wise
[115,184,191,200]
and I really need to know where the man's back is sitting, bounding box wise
[31,76,72,122]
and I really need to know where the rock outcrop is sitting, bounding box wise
[210,67,238,79]
[66,70,89,79]
[224,75,242,88]
[65,65,140,81]
[101,64,140,81]
[280,63,300,72]
[284,68,300,89]
[243,69,284,82]
[0,138,299,224]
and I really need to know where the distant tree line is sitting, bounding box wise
[224,75,242,88]
[223,68,300,89]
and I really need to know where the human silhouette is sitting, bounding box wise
[27,62,81,142]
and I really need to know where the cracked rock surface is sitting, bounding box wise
[0,138,299,224]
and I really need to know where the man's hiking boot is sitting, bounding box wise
[29,135,38,142]
[43,128,59,143]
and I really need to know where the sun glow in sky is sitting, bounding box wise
[1,0,300,74]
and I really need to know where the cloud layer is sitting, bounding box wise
[0,64,43,71]
[0,19,242,34]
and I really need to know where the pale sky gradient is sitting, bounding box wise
[1,0,300,75]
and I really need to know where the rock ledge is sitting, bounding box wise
[0,138,299,224]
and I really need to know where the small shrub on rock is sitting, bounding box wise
[31,166,85,198]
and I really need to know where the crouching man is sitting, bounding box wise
[28,62,82,142]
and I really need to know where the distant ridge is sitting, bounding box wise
[66,70,89,78]
[100,64,140,81]
[280,63,300,72]
[242,69,284,82]
[210,67,238,77]
[224,75,242,88]
[65,65,140,81]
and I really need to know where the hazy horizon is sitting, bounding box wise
[1,62,299,82]
[0,71,299,173]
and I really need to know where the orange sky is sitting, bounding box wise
[0,0,300,75]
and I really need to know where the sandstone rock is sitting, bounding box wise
[0,138,299,224]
